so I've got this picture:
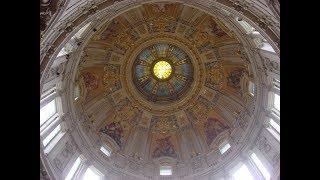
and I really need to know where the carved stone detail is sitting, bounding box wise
[52,141,76,173]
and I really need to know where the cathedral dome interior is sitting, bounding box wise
[40,1,280,180]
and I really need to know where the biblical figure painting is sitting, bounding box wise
[100,20,120,40]
[204,117,229,146]
[100,121,124,148]
[207,19,227,37]
[152,136,177,159]
[227,68,245,90]
[81,72,99,91]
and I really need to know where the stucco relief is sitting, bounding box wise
[40,158,51,180]
[264,58,279,74]
[128,160,142,174]
[191,156,206,173]
[103,64,121,93]
[52,141,75,173]
[40,0,67,33]
[205,61,224,90]
[256,135,280,167]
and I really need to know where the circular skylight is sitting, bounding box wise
[153,61,172,80]
[133,43,194,103]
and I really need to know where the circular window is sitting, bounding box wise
[153,61,172,80]
[133,43,194,104]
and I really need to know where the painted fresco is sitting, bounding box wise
[190,99,210,122]
[103,64,121,93]
[207,19,227,37]
[114,98,140,124]
[100,20,121,41]
[205,61,223,90]
[204,117,229,146]
[100,121,124,148]
[152,136,177,159]
[81,72,99,91]
[227,68,245,90]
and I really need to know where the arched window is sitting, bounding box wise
[219,140,231,154]
[236,18,255,34]
[100,145,112,157]
[40,99,57,125]
[248,81,255,96]
[57,22,92,58]
[74,84,80,100]
[250,152,271,180]
[40,88,65,153]
[236,18,276,53]
[232,163,254,180]
[268,91,280,116]
[267,117,280,142]
[65,156,82,180]
[82,166,103,180]
[160,166,172,176]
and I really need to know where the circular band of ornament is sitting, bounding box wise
[122,33,206,115]
[132,42,194,104]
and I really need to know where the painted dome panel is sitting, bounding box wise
[139,48,154,62]
[143,79,154,92]
[171,47,187,60]
[135,65,148,78]
[158,83,170,96]
[171,77,184,92]
[180,64,191,75]
[155,43,169,57]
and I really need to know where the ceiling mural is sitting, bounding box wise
[103,64,122,94]
[152,135,178,159]
[100,121,125,148]
[98,101,134,148]
[74,2,255,177]
[133,43,193,104]
[203,117,230,146]
[82,71,99,91]
[79,67,105,103]
[227,68,246,90]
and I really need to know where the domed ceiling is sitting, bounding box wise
[74,2,255,177]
